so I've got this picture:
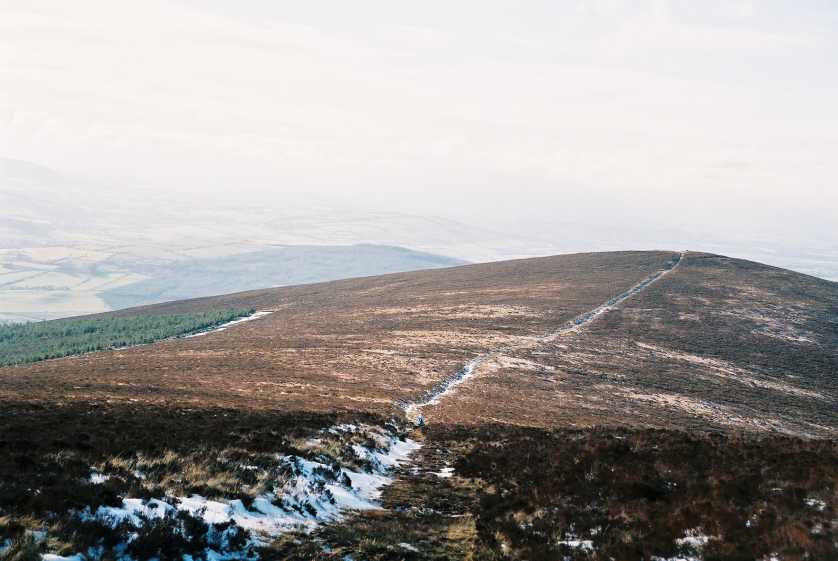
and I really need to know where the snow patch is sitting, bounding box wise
[48,422,421,559]
[88,471,109,485]
[557,538,594,551]
[434,467,454,478]
[675,528,713,552]
[86,434,418,537]
[183,311,273,339]
[676,534,710,548]
[804,498,826,511]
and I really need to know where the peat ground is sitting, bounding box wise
[2,405,834,560]
[259,424,838,561]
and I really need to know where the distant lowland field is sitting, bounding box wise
[0,244,466,323]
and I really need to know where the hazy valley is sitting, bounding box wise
[4,158,837,324]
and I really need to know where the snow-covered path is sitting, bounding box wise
[182,310,274,338]
[402,252,684,422]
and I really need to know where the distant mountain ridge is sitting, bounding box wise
[99,244,467,310]
[0,243,465,323]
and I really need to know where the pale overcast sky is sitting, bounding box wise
[1,1,836,255]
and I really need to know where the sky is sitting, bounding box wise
[1,1,837,262]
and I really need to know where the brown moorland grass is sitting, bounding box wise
[427,253,838,437]
[0,251,677,419]
[276,424,837,561]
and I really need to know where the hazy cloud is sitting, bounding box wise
[1,0,836,250]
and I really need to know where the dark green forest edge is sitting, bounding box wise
[0,309,255,367]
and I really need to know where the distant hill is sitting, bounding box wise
[0,157,547,321]
[0,243,466,323]
[98,244,467,310]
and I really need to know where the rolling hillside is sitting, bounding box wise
[0,251,835,560]
[5,250,834,435]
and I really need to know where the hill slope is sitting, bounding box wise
[2,250,834,436]
[0,250,835,561]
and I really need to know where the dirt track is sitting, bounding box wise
[427,253,838,436]
[400,252,684,422]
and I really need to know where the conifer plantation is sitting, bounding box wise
[0,309,254,367]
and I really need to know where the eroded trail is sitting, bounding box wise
[401,252,684,422]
